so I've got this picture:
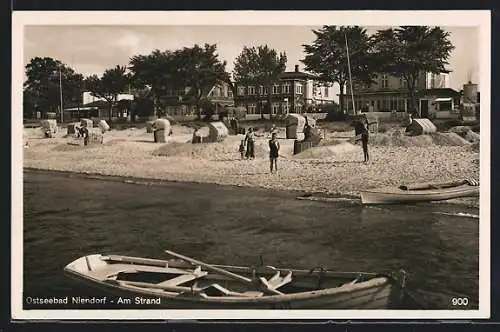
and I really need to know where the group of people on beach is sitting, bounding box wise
[239,126,280,173]
[238,118,370,174]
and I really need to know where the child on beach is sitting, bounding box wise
[239,139,246,159]
[354,120,369,163]
[268,132,280,173]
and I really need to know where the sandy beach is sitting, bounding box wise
[22,123,480,205]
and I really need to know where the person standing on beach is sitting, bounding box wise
[359,120,370,163]
[269,132,280,173]
[239,139,246,159]
[303,117,311,142]
[244,128,255,159]
[354,119,369,163]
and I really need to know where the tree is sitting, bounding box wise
[24,57,84,118]
[174,44,230,120]
[129,50,181,117]
[372,26,455,116]
[233,45,287,119]
[301,26,375,116]
[85,65,129,121]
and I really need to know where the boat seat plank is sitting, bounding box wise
[200,284,264,298]
[241,291,265,297]
[262,271,293,290]
[157,270,208,287]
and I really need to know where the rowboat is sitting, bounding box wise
[360,179,479,205]
[64,250,408,309]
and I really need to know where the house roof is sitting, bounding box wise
[417,88,460,97]
[81,100,109,108]
[279,71,317,80]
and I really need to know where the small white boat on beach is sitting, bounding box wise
[360,179,479,205]
[64,250,408,309]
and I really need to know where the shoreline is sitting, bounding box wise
[22,167,359,199]
[23,167,479,208]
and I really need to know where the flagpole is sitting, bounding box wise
[344,33,356,115]
[59,66,64,123]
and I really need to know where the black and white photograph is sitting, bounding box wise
[12,10,490,320]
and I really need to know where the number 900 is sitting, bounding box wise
[451,297,469,306]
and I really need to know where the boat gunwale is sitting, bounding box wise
[93,254,385,279]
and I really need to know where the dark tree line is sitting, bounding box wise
[301,25,454,116]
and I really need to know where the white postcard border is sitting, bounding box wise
[12,10,491,320]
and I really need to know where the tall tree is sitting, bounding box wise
[85,65,129,121]
[175,44,230,120]
[129,49,180,117]
[24,57,84,118]
[372,26,455,116]
[301,26,375,115]
[233,45,287,119]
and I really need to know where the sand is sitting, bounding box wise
[22,124,480,204]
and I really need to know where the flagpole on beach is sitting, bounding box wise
[344,32,356,115]
[59,65,64,123]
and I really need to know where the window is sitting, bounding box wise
[381,74,389,88]
[247,103,257,114]
[295,83,303,94]
[237,86,246,96]
[282,102,289,114]
[390,99,397,110]
[259,86,264,95]
[248,86,256,95]
[282,82,291,94]
[272,85,280,94]
[324,87,328,97]
[264,87,269,95]
[382,99,389,111]
[228,89,233,98]
[272,103,280,114]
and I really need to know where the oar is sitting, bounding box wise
[164,250,283,295]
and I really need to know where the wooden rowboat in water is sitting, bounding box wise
[360,179,479,205]
[64,250,408,309]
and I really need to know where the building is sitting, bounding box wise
[340,72,451,115]
[417,88,461,119]
[162,81,234,117]
[234,65,335,116]
[82,91,134,105]
[63,91,135,121]
[459,81,479,122]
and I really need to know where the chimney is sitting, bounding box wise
[295,65,299,72]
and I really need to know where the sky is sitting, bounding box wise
[24,25,479,102]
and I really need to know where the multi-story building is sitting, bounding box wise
[340,72,451,114]
[234,65,336,116]
[162,81,234,116]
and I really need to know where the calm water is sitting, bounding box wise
[22,169,479,310]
